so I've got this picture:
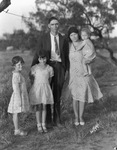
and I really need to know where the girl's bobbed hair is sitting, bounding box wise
[12,56,24,66]
[38,50,48,59]
[38,50,49,63]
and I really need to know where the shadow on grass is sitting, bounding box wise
[84,94,117,123]
[60,93,117,128]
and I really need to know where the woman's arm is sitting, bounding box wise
[83,58,95,64]
[75,41,86,51]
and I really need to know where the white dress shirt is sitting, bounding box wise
[50,33,61,62]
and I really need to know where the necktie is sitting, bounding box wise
[54,36,59,55]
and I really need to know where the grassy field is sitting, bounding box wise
[0,50,117,150]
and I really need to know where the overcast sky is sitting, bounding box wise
[0,0,117,38]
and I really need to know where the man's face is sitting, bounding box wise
[48,19,59,34]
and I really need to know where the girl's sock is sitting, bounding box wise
[42,123,45,126]
[42,123,47,133]
[37,123,43,132]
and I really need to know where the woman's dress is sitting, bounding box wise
[69,44,103,102]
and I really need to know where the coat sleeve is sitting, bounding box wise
[63,38,70,71]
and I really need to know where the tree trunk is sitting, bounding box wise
[106,47,117,66]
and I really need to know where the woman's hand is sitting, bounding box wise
[84,58,95,64]
[84,59,92,64]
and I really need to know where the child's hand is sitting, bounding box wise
[84,39,90,44]
[82,58,86,63]
[82,40,86,45]
[76,41,86,51]
[84,59,92,64]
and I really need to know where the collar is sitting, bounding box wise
[50,33,59,38]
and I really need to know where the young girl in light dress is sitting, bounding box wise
[8,56,29,136]
[29,51,54,133]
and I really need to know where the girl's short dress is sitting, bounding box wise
[8,71,29,114]
[29,64,54,105]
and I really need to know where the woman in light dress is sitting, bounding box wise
[29,50,54,133]
[8,56,29,136]
[67,26,103,126]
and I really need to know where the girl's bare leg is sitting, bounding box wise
[13,113,27,135]
[79,101,85,125]
[36,105,43,132]
[13,113,18,131]
[73,100,79,123]
[42,104,47,132]
[36,111,41,125]
[42,104,46,124]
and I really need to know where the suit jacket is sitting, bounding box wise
[31,32,69,71]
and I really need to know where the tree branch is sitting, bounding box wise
[105,47,117,66]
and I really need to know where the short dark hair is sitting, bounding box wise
[68,26,80,42]
[12,56,24,66]
[38,50,48,59]
[48,16,58,24]
[38,50,49,64]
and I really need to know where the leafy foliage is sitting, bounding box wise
[22,0,117,65]
[25,0,117,37]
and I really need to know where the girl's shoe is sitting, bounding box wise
[37,124,43,133]
[14,129,27,136]
[74,122,79,126]
[42,124,47,133]
[80,121,85,126]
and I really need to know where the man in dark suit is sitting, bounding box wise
[31,16,69,126]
